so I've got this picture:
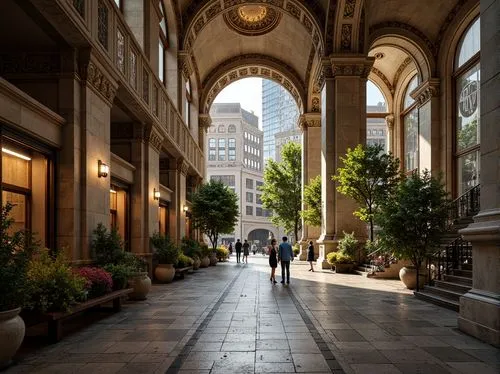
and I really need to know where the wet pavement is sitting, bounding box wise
[6,254,499,373]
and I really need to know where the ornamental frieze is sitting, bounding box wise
[80,61,117,105]
[299,113,321,130]
[411,78,440,107]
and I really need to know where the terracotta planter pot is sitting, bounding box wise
[399,266,426,290]
[155,264,175,283]
[128,272,152,300]
[209,253,217,266]
[200,256,210,268]
[0,308,25,369]
[193,258,201,270]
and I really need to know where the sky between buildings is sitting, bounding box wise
[213,77,386,130]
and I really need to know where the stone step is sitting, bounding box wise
[353,269,371,277]
[433,280,471,294]
[414,290,459,312]
[421,285,464,302]
[452,269,472,278]
[443,274,473,286]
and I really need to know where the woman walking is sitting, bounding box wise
[268,239,278,283]
[307,241,315,272]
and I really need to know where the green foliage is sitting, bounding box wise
[151,232,179,265]
[216,246,229,261]
[200,243,212,258]
[181,237,202,259]
[0,203,39,311]
[292,244,300,257]
[261,142,302,241]
[457,118,478,150]
[91,223,125,266]
[26,249,86,313]
[376,170,449,271]
[121,251,147,272]
[103,263,133,290]
[191,180,239,250]
[333,144,401,241]
[176,253,194,268]
[338,231,358,259]
[301,175,321,227]
[326,251,353,265]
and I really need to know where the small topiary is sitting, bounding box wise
[151,232,179,265]
[176,253,194,268]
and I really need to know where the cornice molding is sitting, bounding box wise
[330,55,375,78]
[299,113,321,131]
[79,61,118,106]
[178,51,194,79]
[198,114,212,131]
[411,78,440,107]
[177,158,190,176]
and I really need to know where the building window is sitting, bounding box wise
[256,194,262,204]
[130,50,137,90]
[228,149,236,161]
[246,178,253,189]
[158,1,168,84]
[210,175,235,186]
[209,138,216,148]
[455,17,480,196]
[110,183,129,249]
[159,202,169,236]
[73,0,85,17]
[97,0,108,50]
[218,125,225,133]
[246,206,253,216]
[185,79,191,128]
[114,0,121,9]
[228,124,236,133]
[208,149,216,161]
[218,138,226,148]
[1,137,54,247]
[228,138,236,148]
[256,207,263,216]
[218,149,225,161]
[246,192,253,203]
[143,68,149,104]
[209,125,216,133]
[256,181,263,189]
[117,29,125,74]
[403,75,419,172]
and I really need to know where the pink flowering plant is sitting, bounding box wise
[76,267,113,298]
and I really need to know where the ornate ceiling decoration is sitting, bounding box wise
[223,4,282,36]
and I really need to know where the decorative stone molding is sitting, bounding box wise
[0,52,61,75]
[330,56,375,78]
[343,0,356,18]
[393,57,413,89]
[340,24,353,51]
[313,58,334,93]
[299,113,321,131]
[79,61,117,105]
[147,126,164,153]
[385,114,395,129]
[223,5,282,36]
[311,96,320,113]
[178,51,194,79]
[198,114,212,131]
[177,159,190,176]
[370,67,394,94]
[410,78,440,107]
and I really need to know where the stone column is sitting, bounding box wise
[57,54,118,263]
[385,114,394,153]
[130,124,163,275]
[411,78,441,172]
[176,158,189,240]
[299,113,321,261]
[317,56,374,269]
[458,0,500,347]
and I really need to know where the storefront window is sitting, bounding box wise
[402,74,419,172]
[455,17,480,196]
[110,183,129,247]
[1,137,52,246]
[159,203,169,236]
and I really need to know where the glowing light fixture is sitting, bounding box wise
[2,147,31,161]
[154,188,160,200]
[110,189,117,194]
[183,205,189,213]
[98,160,109,178]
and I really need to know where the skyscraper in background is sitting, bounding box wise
[261,80,300,161]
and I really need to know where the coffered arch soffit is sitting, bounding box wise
[200,55,305,115]
[331,0,366,54]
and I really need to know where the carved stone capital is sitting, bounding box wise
[411,78,440,107]
[313,58,334,93]
[133,124,164,153]
[299,113,321,131]
[80,61,117,105]
[330,55,375,78]
[177,158,190,176]
[385,114,395,129]
[198,114,212,131]
[178,51,193,79]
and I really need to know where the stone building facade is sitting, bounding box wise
[0,0,497,346]
[207,103,279,244]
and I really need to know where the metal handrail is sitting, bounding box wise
[447,184,480,227]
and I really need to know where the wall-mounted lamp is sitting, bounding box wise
[98,160,109,178]
[153,188,161,200]
[183,205,189,213]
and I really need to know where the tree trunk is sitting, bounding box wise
[369,217,374,242]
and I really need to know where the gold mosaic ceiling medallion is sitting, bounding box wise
[224,4,282,36]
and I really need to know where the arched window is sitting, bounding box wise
[228,124,236,133]
[402,74,419,172]
[158,1,168,84]
[218,125,225,133]
[455,17,480,196]
[366,81,389,153]
[185,79,191,128]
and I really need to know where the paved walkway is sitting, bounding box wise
[7,254,499,374]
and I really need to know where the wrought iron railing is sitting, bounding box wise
[447,184,480,228]
[428,236,472,284]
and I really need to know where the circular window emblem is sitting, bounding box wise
[224,5,282,36]
[459,81,478,117]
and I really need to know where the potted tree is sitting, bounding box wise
[199,243,211,268]
[326,231,358,273]
[376,170,449,290]
[0,204,37,369]
[151,233,179,283]
[181,237,201,270]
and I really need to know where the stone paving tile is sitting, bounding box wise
[292,353,331,372]
[76,363,126,373]
[255,349,293,363]
[104,342,150,354]
[446,362,500,374]
[220,341,256,351]
[140,341,179,354]
[256,339,289,350]
[254,362,296,372]
[116,362,161,373]
[191,341,223,351]
[350,363,402,374]
[394,363,452,373]
[422,346,481,362]
[379,348,442,363]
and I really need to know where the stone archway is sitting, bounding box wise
[243,225,278,247]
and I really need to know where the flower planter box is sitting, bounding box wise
[22,288,133,343]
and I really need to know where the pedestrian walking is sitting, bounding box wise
[243,239,250,264]
[235,239,242,263]
[228,243,233,255]
[278,236,294,284]
[307,241,315,272]
[268,239,278,284]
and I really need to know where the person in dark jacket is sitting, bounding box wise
[307,241,315,272]
[235,239,242,263]
[268,238,278,284]
[242,239,250,264]
[278,236,294,284]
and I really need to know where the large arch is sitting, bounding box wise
[243,225,279,246]
[200,54,306,115]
